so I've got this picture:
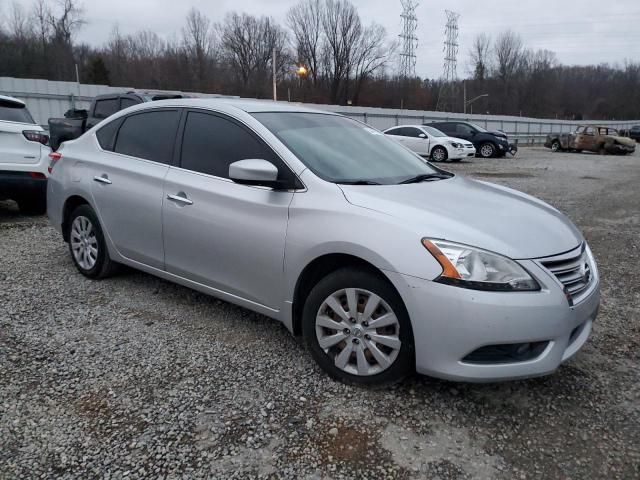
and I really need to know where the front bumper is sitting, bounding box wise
[450,146,477,159]
[386,261,600,382]
[0,171,47,202]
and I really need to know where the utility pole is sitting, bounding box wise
[436,10,461,112]
[272,48,277,101]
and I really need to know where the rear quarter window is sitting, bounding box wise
[0,100,35,124]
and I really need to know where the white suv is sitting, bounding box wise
[0,95,51,214]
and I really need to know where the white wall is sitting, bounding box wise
[2,76,638,145]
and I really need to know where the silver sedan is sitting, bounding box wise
[47,99,600,385]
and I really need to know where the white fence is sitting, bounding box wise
[2,76,639,145]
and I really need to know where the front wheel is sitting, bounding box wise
[302,268,414,386]
[479,142,496,158]
[551,141,561,152]
[68,204,118,279]
[430,146,448,162]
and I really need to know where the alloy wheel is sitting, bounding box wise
[480,144,495,157]
[432,147,446,162]
[315,288,401,376]
[70,216,98,270]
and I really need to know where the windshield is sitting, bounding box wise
[0,100,35,124]
[468,122,488,133]
[422,126,447,137]
[253,112,439,185]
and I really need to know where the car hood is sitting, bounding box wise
[339,175,583,259]
[489,130,508,140]
[441,136,473,145]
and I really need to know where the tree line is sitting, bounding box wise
[1,0,639,120]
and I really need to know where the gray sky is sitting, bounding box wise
[12,0,640,78]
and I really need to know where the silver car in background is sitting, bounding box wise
[47,99,600,385]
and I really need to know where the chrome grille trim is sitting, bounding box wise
[539,244,594,305]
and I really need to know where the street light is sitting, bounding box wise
[296,65,308,77]
[465,94,489,114]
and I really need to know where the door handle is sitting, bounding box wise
[93,175,112,185]
[167,194,193,206]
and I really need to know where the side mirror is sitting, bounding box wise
[418,133,427,139]
[229,159,284,189]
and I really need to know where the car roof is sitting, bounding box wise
[144,98,336,115]
[0,94,26,107]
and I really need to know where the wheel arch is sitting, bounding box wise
[61,195,91,242]
[290,253,403,336]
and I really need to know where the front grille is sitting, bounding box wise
[540,246,593,304]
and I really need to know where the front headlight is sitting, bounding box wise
[422,239,540,291]
[448,141,463,148]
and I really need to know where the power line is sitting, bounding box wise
[436,10,460,112]
[398,0,419,79]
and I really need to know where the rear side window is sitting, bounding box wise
[114,110,180,164]
[0,100,35,124]
[96,118,122,151]
[93,98,120,119]
[180,111,294,182]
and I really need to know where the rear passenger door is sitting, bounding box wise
[162,110,295,309]
[90,109,181,269]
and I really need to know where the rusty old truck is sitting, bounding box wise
[545,125,636,155]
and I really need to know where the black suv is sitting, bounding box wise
[629,125,640,142]
[428,121,512,158]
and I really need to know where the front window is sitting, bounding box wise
[466,122,488,133]
[254,112,440,185]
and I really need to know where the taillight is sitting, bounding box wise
[23,130,49,146]
[29,172,47,179]
[48,151,62,173]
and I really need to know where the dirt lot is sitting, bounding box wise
[1,147,639,479]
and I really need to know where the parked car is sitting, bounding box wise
[0,95,50,214]
[628,125,640,142]
[47,99,599,385]
[545,125,636,155]
[48,91,187,150]
[427,121,514,158]
[383,125,476,162]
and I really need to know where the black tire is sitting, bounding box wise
[18,196,46,215]
[430,146,448,163]
[302,268,414,386]
[67,204,118,279]
[551,141,561,153]
[479,142,496,158]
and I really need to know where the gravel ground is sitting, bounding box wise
[1,147,639,479]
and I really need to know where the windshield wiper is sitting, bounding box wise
[337,180,382,185]
[399,173,453,184]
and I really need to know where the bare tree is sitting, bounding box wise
[469,33,491,81]
[287,0,324,85]
[321,0,363,103]
[48,0,85,45]
[183,8,216,90]
[494,30,524,84]
[219,12,289,97]
[351,23,392,104]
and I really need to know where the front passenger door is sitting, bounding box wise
[162,110,296,309]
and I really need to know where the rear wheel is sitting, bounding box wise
[430,146,448,163]
[479,142,496,158]
[551,140,561,152]
[68,204,118,279]
[302,268,414,386]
